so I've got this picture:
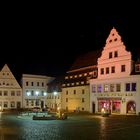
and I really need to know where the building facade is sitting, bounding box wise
[22,74,54,109]
[90,28,140,115]
[61,51,101,112]
[0,64,22,111]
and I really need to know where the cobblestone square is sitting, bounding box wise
[0,113,140,140]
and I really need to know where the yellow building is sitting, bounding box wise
[61,51,101,112]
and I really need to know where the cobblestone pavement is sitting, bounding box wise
[1,113,140,140]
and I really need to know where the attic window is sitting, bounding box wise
[112,33,114,36]
[114,38,117,41]
[109,40,112,43]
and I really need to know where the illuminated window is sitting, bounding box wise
[65,76,68,79]
[70,76,73,79]
[81,81,84,84]
[74,75,77,78]
[84,73,87,76]
[79,74,82,77]
[104,84,109,92]
[76,82,79,85]
[71,83,74,86]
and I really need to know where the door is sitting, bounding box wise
[92,102,95,113]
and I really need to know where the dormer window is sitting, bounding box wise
[135,64,140,72]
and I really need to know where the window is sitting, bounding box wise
[66,90,68,95]
[37,82,39,86]
[11,91,15,96]
[104,84,109,92]
[101,68,104,75]
[74,90,76,94]
[31,90,34,96]
[126,83,130,91]
[42,82,44,87]
[106,67,109,74]
[121,65,125,72]
[82,98,85,102]
[26,100,29,106]
[109,52,112,59]
[66,98,68,102]
[17,91,21,96]
[0,91,2,96]
[31,82,34,86]
[97,85,102,93]
[82,89,85,94]
[4,102,8,107]
[26,82,28,86]
[116,84,121,92]
[65,76,68,79]
[110,84,115,92]
[132,83,136,91]
[111,66,115,73]
[92,85,96,93]
[82,108,84,111]
[4,91,8,96]
[135,64,140,72]
[114,51,118,57]
[11,101,15,107]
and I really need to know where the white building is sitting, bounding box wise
[0,64,22,111]
[90,27,140,115]
[22,74,54,109]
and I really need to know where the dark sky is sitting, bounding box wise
[1,5,139,81]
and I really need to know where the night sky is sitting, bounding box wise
[0,5,139,82]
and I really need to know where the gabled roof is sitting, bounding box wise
[69,49,102,71]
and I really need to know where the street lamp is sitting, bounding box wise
[53,91,58,111]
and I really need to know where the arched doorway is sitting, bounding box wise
[92,102,95,113]
[127,101,136,114]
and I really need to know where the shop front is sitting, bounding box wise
[98,98,121,114]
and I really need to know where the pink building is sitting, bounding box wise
[90,28,140,115]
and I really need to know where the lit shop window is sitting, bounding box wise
[104,84,109,92]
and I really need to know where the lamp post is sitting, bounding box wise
[53,91,58,112]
